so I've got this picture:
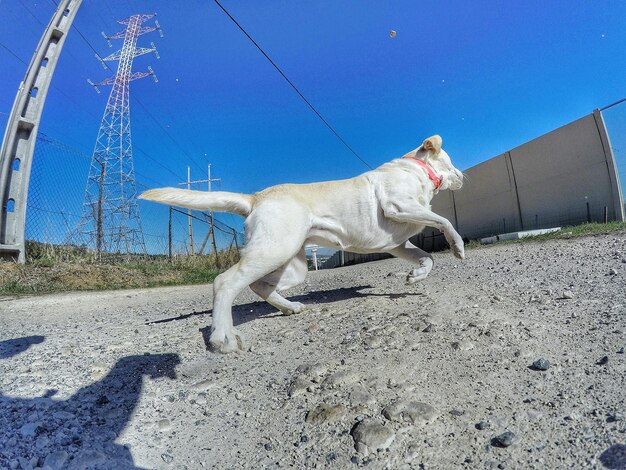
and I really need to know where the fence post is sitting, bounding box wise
[604,206,608,224]
[232,228,239,257]
[586,201,591,223]
[210,214,220,269]
[168,206,172,262]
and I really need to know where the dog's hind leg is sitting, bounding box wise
[209,205,309,353]
[250,249,308,315]
[390,240,434,284]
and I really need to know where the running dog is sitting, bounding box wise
[140,135,464,353]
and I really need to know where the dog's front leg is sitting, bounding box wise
[383,201,465,259]
[390,241,434,283]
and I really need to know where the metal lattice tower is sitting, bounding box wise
[77,14,162,256]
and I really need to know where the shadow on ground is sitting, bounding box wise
[146,284,425,328]
[0,335,45,359]
[0,346,180,469]
[599,444,626,469]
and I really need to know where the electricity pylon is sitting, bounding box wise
[77,14,162,257]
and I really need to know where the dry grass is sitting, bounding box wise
[466,221,626,250]
[0,241,240,296]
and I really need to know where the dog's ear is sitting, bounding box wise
[422,135,442,155]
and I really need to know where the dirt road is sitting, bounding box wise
[1,232,625,469]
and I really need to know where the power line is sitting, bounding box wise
[212,0,373,170]
[17,0,46,27]
[0,40,28,65]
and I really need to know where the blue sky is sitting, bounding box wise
[1,0,626,243]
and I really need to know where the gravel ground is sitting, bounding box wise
[1,232,625,469]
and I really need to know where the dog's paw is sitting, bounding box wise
[406,268,429,284]
[209,328,246,354]
[452,242,465,260]
[281,301,307,316]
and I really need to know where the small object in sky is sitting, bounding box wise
[389,30,396,38]
[175,78,179,82]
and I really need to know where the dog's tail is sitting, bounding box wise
[139,187,253,217]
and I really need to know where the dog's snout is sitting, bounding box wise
[452,170,464,190]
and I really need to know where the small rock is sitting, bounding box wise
[351,420,395,455]
[95,395,110,405]
[609,268,617,275]
[530,358,550,371]
[452,339,474,351]
[161,453,174,464]
[597,356,609,365]
[449,409,465,416]
[350,387,376,406]
[72,450,106,468]
[264,442,273,451]
[607,412,623,423]
[297,363,329,382]
[20,422,40,437]
[288,376,312,397]
[305,403,347,424]
[561,291,574,299]
[493,295,504,302]
[382,400,438,425]
[364,336,384,349]
[158,419,171,431]
[43,451,68,470]
[52,411,75,420]
[190,379,216,391]
[492,431,516,447]
[324,369,360,387]
[475,421,490,430]
[617,347,624,354]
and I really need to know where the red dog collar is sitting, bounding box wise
[402,156,442,189]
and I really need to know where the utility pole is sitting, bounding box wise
[186,166,194,254]
[77,13,162,257]
[178,164,220,258]
[207,164,220,266]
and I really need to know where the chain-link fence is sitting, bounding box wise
[21,101,626,268]
[25,132,245,264]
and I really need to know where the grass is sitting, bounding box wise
[466,221,626,249]
[0,241,235,296]
[3,221,625,296]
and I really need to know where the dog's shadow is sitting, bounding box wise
[148,285,423,331]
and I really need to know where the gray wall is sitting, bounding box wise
[324,109,624,267]
[419,109,624,250]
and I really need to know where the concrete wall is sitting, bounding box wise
[321,250,391,270]
[323,109,624,267]
[418,109,624,250]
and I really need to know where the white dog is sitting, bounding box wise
[140,135,464,353]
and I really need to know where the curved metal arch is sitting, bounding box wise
[0,0,83,262]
